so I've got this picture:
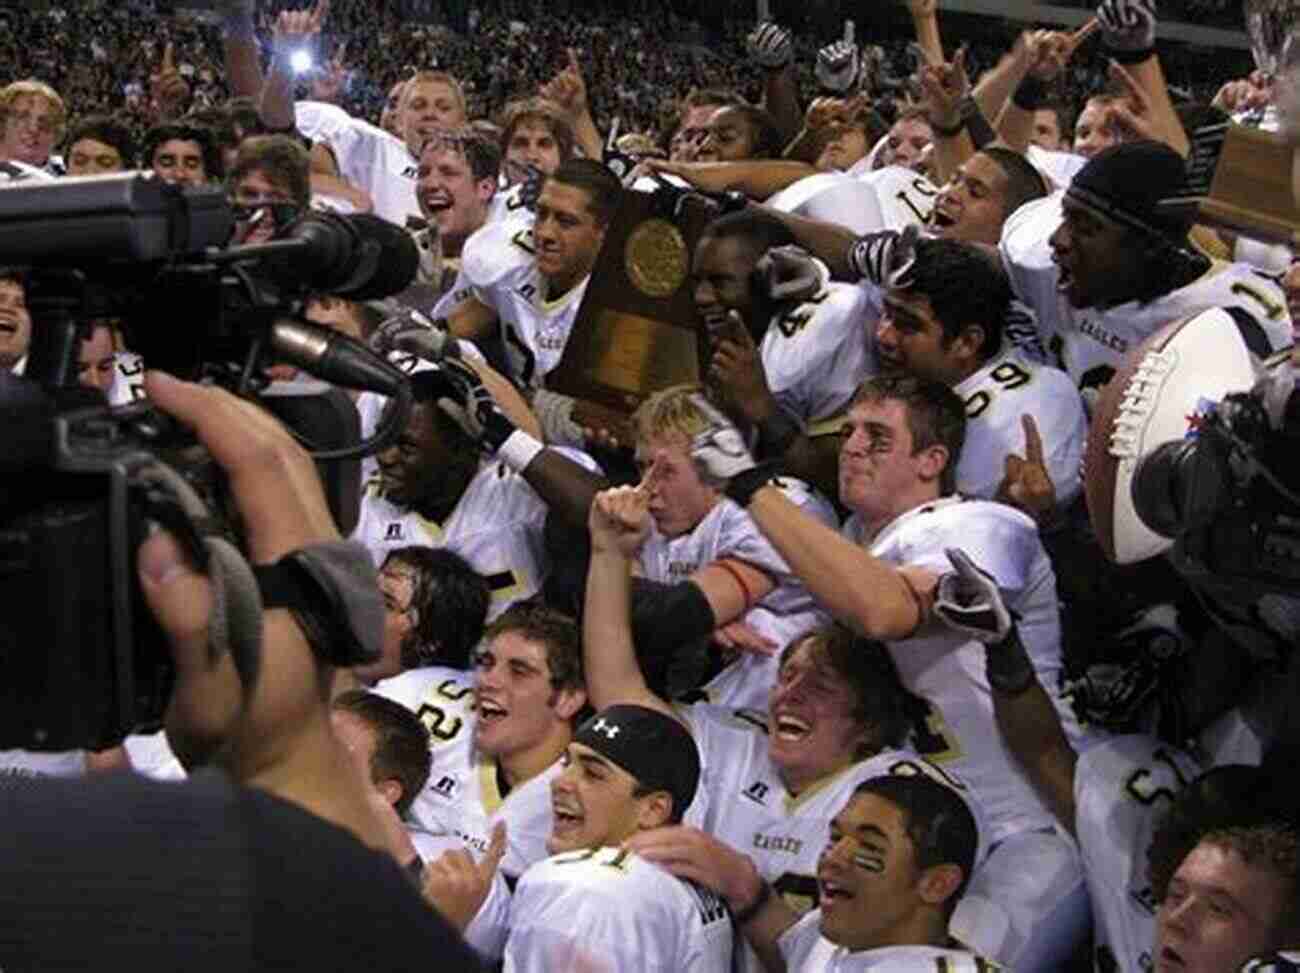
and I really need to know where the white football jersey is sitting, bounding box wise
[353,449,597,618]
[0,159,55,183]
[638,483,837,711]
[766,172,886,235]
[1025,144,1087,190]
[374,665,556,879]
[779,910,1001,972]
[1074,735,1201,973]
[504,847,734,973]
[461,220,589,390]
[485,180,535,228]
[845,496,1095,842]
[1000,194,1293,406]
[953,346,1086,509]
[680,704,979,915]
[857,165,941,231]
[294,100,419,227]
[761,263,874,428]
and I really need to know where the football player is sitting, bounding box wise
[425,704,734,972]
[582,473,986,973]
[1000,139,1292,411]
[350,365,598,616]
[937,553,1300,972]
[871,237,1086,518]
[444,159,620,395]
[630,774,996,972]
[695,374,1094,970]
[693,209,873,501]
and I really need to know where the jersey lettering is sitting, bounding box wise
[896,179,938,223]
[1231,281,1285,321]
[910,699,964,763]
[503,322,538,387]
[511,228,536,254]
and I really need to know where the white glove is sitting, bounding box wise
[687,395,757,483]
[1097,0,1157,53]
[934,548,1013,643]
[369,307,450,362]
[754,245,821,303]
[816,40,860,93]
[747,22,793,70]
[847,222,920,289]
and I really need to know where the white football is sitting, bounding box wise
[1085,307,1262,564]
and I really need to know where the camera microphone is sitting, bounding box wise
[219,212,420,301]
[269,319,406,398]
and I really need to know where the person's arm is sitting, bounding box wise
[310,141,340,176]
[906,0,944,69]
[218,0,264,101]
[1096,0,1188,155]
[746,21,801,148]
[444,295,498,344]
[138,371,395,856]
[996,25,1096,155]
[918,48,975,187]
[932,548,1078,833]
[259,5,326,132]
[644,158,817,200]
[752,204,858,280]
[623,826,796,973]
[690,434,930,639]
[538,48,603,162]
[582,485,677,718]
[310,170,373,212]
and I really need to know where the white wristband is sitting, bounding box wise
[499,429,545,473]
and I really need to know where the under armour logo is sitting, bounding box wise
[385,523,403,540]
[434,775,457,796]
[742,781,769,804]
[590,718,620,740]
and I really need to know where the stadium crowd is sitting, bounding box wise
[1,0,1298,970]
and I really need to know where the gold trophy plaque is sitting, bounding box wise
[547,188,716,438]
[1161,121,1300,248]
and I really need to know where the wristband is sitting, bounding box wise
[723,462,781,508]
[983,625,1037,695]
[961,96,997,150]
[498,429,545,473]
[1109,47,1155,65]
[732,881,772,925]
[1012,76,1049,112]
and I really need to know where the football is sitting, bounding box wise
[1085,307,1262,564]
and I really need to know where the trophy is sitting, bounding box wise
[1156,1,1300,246]
[546,188,717,441]
[1244,0,1300,130]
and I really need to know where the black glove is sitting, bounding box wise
[847,222,920,289]
[435,358,517,453]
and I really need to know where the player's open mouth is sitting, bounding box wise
[930,208,957,230]
[1156,946,1184,969]
[773,715,811,742]
[478,699,508,723]
[0,318,17,335]
[552,802,583,829]
[1055,263,1075,293]
[818,879,853,906]
[421,191,452,212]
[700,310,728,331]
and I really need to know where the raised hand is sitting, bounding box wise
[1101,59,1161,143]
[311,42,349,103]
[995,414,1057,521]
[150,41,191,120]
[816,40,860,94]
[589,482,653,558]
[918,45,969,130]
[747,21,793,71]
[273,0,328,64]
[1096,0,1157,55]
[539,47,589,119]
[709,310,773,427]
[933,547,1013,643]
[422,821,506,932]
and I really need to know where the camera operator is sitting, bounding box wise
[0,371,484,970]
